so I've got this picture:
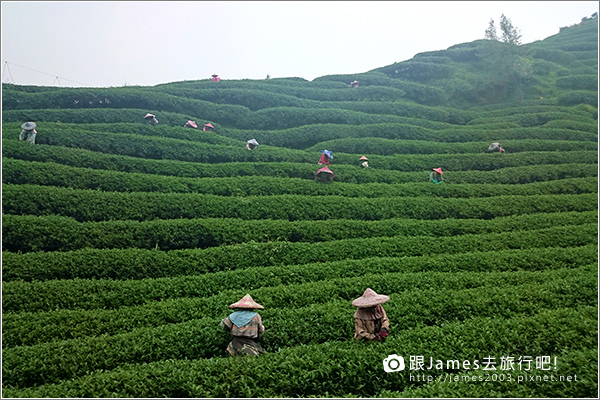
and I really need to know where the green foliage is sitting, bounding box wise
[1,15,597,398]
[558,90,598,107]
[499,14,522,45]
[3,157,598,195]
[2,208,596,253]
[2,223,597,282]
[3,183,597,227]
[3,244,597,314]
[3,307,597,397]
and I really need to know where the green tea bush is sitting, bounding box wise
[2,157,598,196]
[556,74,598,91]
[4,274,595,389]
[3,184,596,224]
[1,210,595,253]
[3,244,596,314]
[3,307,595,398]
[3,264,594,351]
[2,224,596,281]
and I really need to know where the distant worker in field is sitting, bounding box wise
[19,121,37,144]
[203,123,215,132]
[488,142,506,153]
[144,113,159,126]
[184,120,198,128]
[315,166,334,182]
[220,294,266,356]
[350,80,359,88]
[352,288,390,342]
[359,155,369,168]
[318,149,333,165]
[211,74,221,82]
[430,167,444,184]
[246,139,259,150]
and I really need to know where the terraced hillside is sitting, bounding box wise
[2,16,598,398]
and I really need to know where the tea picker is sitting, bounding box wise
[429,167,444,184]
[488,142,506,153]
[19,121,37,144]
[144,113,159,125]
[246,138,259,150]
[318,149,333,165]
[220,294,266,356]
[352,288,390,342]
[359,155,369,168]
[315,166,334,182]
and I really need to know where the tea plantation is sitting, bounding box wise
[2,17,598,398]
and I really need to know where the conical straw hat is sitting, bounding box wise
[432,168,443,175]
[358,155,368,161]
[21,122,36,130]
[352,288,390,307]
[229,294,264,309]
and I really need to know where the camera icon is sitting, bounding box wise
[383,354,405,373]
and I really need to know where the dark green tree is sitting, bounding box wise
[499,14,522,45]
[484,18,498,40]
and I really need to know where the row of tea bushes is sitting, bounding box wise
[4,137,597,172]
[6,264,593,350]
[6,265,592,352]
[2,157,598,197]
[221,123,597,149]
[306,137,597,156]
[3,223,596,281]
[4,183,596,223]
[4,244,596,314]
[2,210,595,252]
[3,306,595,398]
[5,275,596,390]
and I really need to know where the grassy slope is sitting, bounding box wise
[1,16,598,398]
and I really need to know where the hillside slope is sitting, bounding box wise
[1,16,598,399]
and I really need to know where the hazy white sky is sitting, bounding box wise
[2,1,598,87]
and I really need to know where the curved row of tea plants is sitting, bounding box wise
[2,210,595,253]
[2,157,598,197]
[4,139,597,172]
[3,306,595,398]
[2,16,597,398]
[3,115,596,151]
[28,128,600,158]
[3,183,596,223]
[5,263,593,349]
[4,243,596,314]
[3,264,596,389]
[3,223,596,281]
